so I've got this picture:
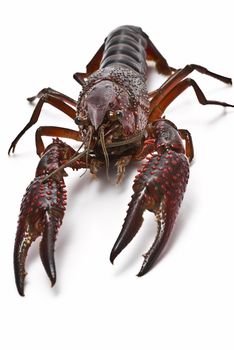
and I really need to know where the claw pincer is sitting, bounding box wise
[14,139,79,296]
[110,120,190,275]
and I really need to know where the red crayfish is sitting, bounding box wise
[9,25,234,296]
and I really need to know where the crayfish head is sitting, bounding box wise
[75,80,136,136]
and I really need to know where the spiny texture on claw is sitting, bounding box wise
[14,176,66,295]
[13,138,79,296]
[110,120,190,276]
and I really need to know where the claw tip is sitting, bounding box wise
[110,254,115,265]
[136,263,149,278]
[16,283,25,297]
[50,275,56,287]
[136,271,144,278]
[110,249,118,265]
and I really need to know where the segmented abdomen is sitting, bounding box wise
[100,25,148,77]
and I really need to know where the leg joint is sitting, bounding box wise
[36,126,44,135]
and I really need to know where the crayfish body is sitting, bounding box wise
[9,25,234,295]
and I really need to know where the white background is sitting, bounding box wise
[1,0,234,349]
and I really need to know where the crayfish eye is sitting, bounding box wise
[115,110,124,119]
[75,117,89,126]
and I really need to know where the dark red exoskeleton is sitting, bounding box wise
[9,25,234,295]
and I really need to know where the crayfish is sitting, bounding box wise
[9,25,234,296]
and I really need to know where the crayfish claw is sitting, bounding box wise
[111,125,190,276]
[137,198,175,277]
[14,228,39,296]
[110,193,145,264]
[12,139,86,295]
[13,175,66,295]
[39,211,61,286]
